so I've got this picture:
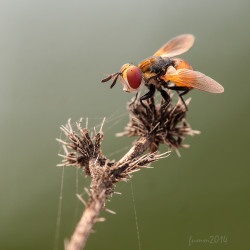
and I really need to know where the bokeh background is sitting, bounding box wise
[1,0,250,249]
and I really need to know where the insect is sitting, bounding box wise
[101,34,224,108]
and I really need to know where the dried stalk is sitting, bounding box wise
[57,96,199,250]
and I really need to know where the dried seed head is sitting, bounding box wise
[117,96,200,152]
[57,118,113,175]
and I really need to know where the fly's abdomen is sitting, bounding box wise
[172,58,193,70]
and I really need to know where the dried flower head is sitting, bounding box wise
[57,118,114,175]
[117,95,200,152]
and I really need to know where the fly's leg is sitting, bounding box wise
[129,92,139,107]
[159,88,170,108]
[140,84,155,110]
[168,86,190,110]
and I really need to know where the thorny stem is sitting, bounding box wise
[58,97,199,250]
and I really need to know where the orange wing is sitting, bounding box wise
[161,66,224,93]
[154,34,195,58]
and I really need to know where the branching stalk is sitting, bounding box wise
[57,96,199,250]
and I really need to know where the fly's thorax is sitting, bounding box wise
[150,56,170,73]
[138,56,174,82]
[138,58,154,73]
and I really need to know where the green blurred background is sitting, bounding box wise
[1,0,250,249]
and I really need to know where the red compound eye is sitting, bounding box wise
[126,66,142,89]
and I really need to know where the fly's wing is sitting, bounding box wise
[162,66,224,93]
[154,34,195,58]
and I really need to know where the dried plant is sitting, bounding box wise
[57,95,199,250]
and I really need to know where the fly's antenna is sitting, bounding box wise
[101,72,121,89]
